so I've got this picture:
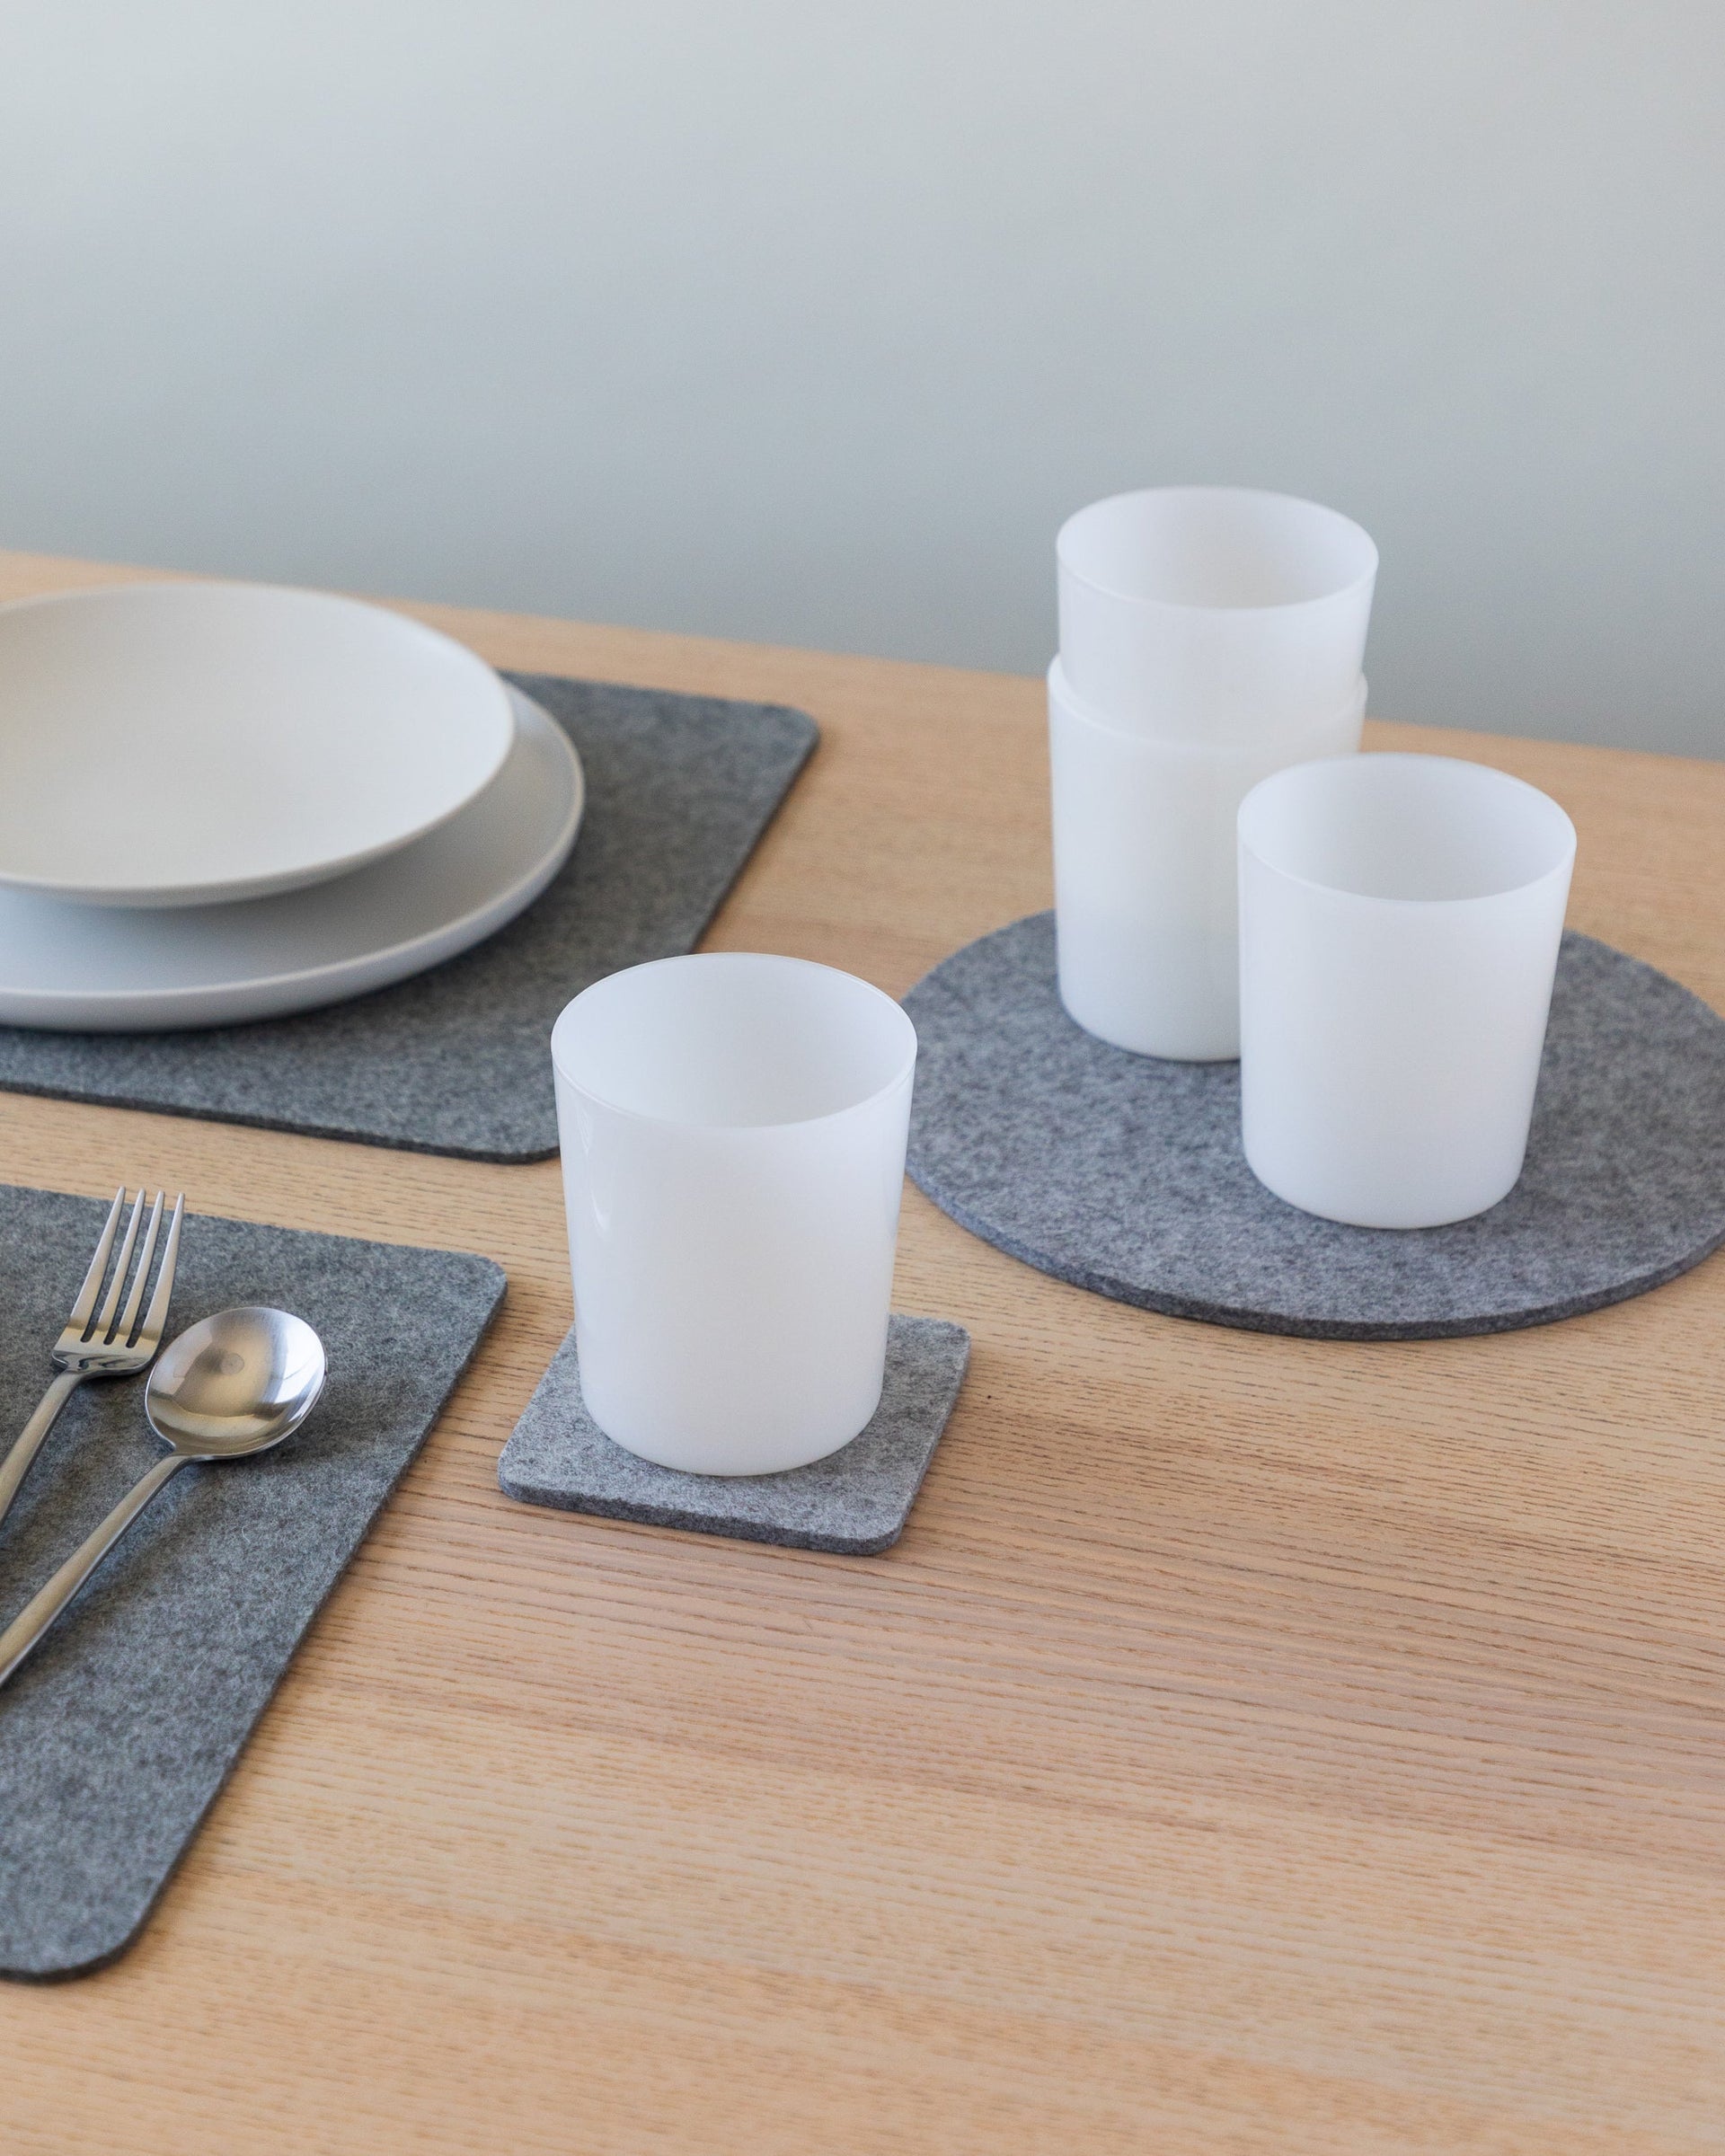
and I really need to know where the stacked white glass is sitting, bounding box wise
[1051,486,1378,1059]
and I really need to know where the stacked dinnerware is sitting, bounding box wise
[0,581,584,1029]
[1050,486,1377,1059]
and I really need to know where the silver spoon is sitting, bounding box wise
[0,1307,326,1691]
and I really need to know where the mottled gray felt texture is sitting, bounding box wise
[903,914,1725,1341]
[0,1185,505,1981]
[0,675,817,1162]
[500,1314,970,1556]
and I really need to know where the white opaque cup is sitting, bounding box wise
[1050,657,1366,1059]
[1238,754,1576,1228]
[552,953,917,1474]
[1057,487,1377,746]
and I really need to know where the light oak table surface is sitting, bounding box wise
[0,550,1720,2156]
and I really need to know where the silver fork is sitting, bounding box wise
[0,1187,184,1536]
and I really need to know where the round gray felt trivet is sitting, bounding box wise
[903,915,1725,1340]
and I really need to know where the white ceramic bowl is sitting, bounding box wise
[0,580,516,906]
[0,685,581,1030]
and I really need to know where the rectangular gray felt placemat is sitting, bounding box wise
[0,675,818,1162]
[0,1183,505,1981]
[500,1314,970,1556]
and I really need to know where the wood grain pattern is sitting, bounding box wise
[0,548,1720,2154]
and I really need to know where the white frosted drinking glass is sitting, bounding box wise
[1238,755,1576,1229]
[1049,657,1366,1060]
[551,953,917,1475]
[1057,487,1377,746]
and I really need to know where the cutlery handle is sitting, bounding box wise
[0,1370,84,1537]
[0,1454,185,1690]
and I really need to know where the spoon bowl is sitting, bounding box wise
[146,1305,327,1457]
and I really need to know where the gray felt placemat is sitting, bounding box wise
[0,674,817,1162]
[903,914,1725,1340]
[0,1184,505,1981]
[500,1314,970,1555]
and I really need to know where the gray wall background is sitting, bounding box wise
[1,0,1720,755]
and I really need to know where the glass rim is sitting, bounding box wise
[1238,752,1577,907]
[551,950,918,1133]
[1057,485,1379,617]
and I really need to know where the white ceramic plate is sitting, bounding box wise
[0,581,516,906]
[0,686,582,1030]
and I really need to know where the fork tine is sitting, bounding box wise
[137,1194,184,1347]
[68,1187,128,1330]
[93,1188,146,1340]
[116,1189,166,1345]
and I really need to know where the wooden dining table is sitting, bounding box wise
[0,546,1720,2155]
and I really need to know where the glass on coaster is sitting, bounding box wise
[551,952,917,1475]
[1237,753,1577,1229]
[1057,486,1377,747]
[1048,657,1365,1060]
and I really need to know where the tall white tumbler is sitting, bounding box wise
[552,953,917,1474]
[1238,754,1577,1229]
[1049,485,1377,1059]
[1049,658,1367,1058]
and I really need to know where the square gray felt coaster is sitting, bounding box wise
[0,674,817,1162]
[0,1183,506,1981]
[500,1314,970,1556]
